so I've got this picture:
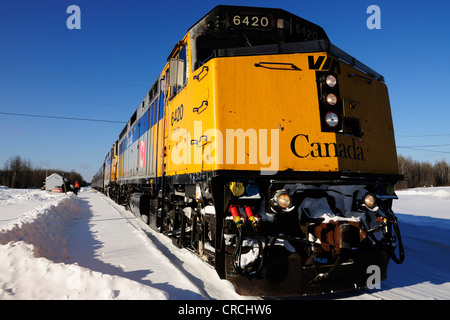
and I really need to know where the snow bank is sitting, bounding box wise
[396,187,450,199]
[0,191,166,299]
[0,186,66,203]
[0,194,80,260]
[394,186,450,220]
[0,241,166,299]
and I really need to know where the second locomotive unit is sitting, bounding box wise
[92,5,404,296]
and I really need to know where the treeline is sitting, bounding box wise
[1,155,449,190]
[0,155,87,189]
[397,155,450,189]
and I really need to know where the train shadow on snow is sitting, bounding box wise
[67,193,207,299]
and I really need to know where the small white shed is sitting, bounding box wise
[45,173,63,191]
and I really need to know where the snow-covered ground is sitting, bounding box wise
[0,185,449,300]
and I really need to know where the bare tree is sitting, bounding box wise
[1,155,87,189]
[397,155,449,189]
[434,160,449,186]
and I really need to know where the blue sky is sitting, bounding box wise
[1,0,449,181]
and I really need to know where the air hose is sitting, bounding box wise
[310,255,341,284]
[386,210,405,264]
[229,205,264,277]
[362,208,405,264]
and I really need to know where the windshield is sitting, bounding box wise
[189,5,329,70]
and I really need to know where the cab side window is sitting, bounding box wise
[168,44,188,98]
[178,45,188,86]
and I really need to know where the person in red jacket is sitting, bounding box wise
[74,181,80,195]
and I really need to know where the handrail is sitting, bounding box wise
[193,101,208,114]
[254,62,301,70]
[348,73,373,84]
[193,66,209,81]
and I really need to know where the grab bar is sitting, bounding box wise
[254,62,301,70]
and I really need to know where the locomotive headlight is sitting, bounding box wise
[325,74,337,87]
[364,193,376,208]
[271,190,292,211]
[326,93,337,105]
[325,112,339,127]
[277,193,291,208]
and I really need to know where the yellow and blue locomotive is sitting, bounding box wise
[92,5,404,296]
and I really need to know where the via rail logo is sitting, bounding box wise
[139,140,146,169]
